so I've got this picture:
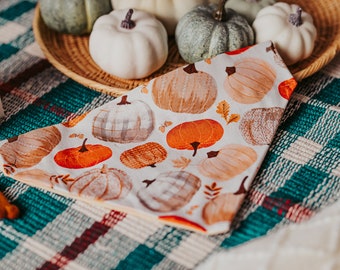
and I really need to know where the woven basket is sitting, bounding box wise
[33,0,340,97]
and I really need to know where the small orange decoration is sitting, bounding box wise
[54,138,112,169]
[62,112,88,128]
[166,119,224,156]
[0,192,20,219]
[278,77,297,100]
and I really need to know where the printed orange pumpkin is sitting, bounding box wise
[152,64,217,114]
[69,164,132,200]
[54,138,112,169]
[202,177,248,225]
[92,95,154,143]
[199,144,257,181]
[137,171,201,212]
[279,77,297,100]
[166,119,224,156]
[224,58,276,104]
[0,126,61,169]
[120,142,167,169]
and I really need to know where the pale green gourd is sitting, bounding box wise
[225,0,276,24]
[175,0,254,63]
[39,0,112,35]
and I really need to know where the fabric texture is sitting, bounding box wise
[0,1,339,269]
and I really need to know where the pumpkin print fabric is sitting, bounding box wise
[0,41,297,235]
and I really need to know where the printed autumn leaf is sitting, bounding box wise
[228,114,240,124]
[141,86,148,94]
[204,182,222,200]
[69,133,85,139]
[159,121,173,133]
[186,205,199,215]
[172,156,191,169]
[216,100,240,124]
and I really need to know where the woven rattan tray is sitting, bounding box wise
[33,0,340,97]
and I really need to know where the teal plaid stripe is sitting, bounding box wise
[0,1,35,21]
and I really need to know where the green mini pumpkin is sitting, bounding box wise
[225,0,276,24]
[39,0,112,35]
[175,0,254,63]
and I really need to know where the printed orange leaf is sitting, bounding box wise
[204,182,223,199]
[172,156,191,169]
[216,100,240,124]
[159,121,173,133]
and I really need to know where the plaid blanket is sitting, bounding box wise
[0,1,339,269]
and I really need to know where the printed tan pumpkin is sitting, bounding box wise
[92,95,154,143]
[239,107,284,145]
[137,171,201,212]
[69,164,132,200]
[152,64,217,114]
[199,144,257,180]
[202,177,247,225]
[224,58,276,104]
[166,119,224,156]
[120,142,167,169]
[54,139,112,169]
[0,126,61,169]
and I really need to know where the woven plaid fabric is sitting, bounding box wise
[0,1,339,269]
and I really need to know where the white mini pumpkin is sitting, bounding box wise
[89,8,168,79]
[252,2,317,65]
[111,0,209,35]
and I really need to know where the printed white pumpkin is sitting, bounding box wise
[252,2,317,65]
[89,9,168,79]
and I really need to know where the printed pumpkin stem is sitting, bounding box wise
[207,150,219,158]
[183,63,198,74]
[214,0,227,21]
[234,176,248,195]
[117,95,131,105]
[190,141,200,157]
[225,66,236,76]
[121,9,136,29]
[143,179,156,188]
[289,7,303,27]
[79,138,89,153]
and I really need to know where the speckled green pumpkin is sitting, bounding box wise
[39,0,112,35]
[225,0,276,24]
[175,3,254,63]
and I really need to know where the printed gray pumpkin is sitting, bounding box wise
[39,0,112,35]
[175,3,254,63]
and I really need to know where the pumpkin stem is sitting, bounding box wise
[7,136,18,143]
[207,150,219,158]
[100,164,108,174]
[117,95,131,105]
[143,179,156,188]
[225,66,236,76]
[121,9,136,29]
[234,176,248,195]
[289,7,303,27]
[183,64,198,74]
[79,138,89,153]
[190,141,200,157]
[214,0,227,21]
